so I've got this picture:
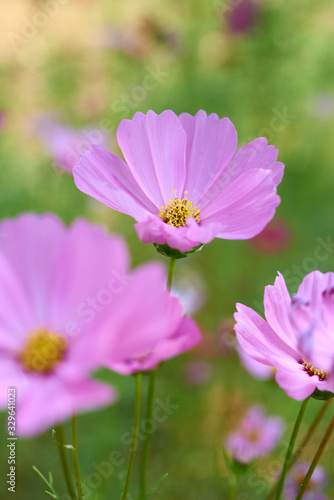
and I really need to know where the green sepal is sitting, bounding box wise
[312,388,334,401]
[153,243,204,259]
[222,447,252,477]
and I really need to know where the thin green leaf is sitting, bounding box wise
[32,466,61,500]
[145,473,169,499]
[45,491,57,498]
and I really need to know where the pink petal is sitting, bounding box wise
[264,273,299,349]
[17,377,115,437]
[117,110,187,206]
[109,316,201,375]
[199,137,284,208]
[274,362,318,401]
[0,252,34,349]
[201,169,280,239]
[99,262,184,363]
[73,145,156,220]
[297,271,334,316]
[234,303,299,366]
[323,287,334,332]
[178,110,237,203]
[0,359,29,406]
[135,216,202,253]
[237,346,274,380]
[0,215,130,339]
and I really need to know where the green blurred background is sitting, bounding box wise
[1,0,334,498]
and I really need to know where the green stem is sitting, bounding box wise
[228,474,238,500]
[121,373,142,500]
[138,256,176,498]
[72,414,83,500]
[274,397,310,500]
[268,398,332,500]
[292,398,332,467]
[54,425,76,499]
[296,413,334,499]
[139,369,157,499]
[167,257,176,292]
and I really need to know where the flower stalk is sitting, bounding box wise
[54,424,76,499]
[274,397,310,500]
[139,369,157,499]
[139,256,177,498]
[121,373,142,500]
[296,413,334,499]
[72,413,83,500]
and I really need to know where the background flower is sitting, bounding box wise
[224,405,284,463]
[223,0,261,36]
[284,463,327,500]
[32,114,109,172]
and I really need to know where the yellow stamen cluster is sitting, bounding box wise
[302,360,328,381]
[19,329,67,374]
[158,190,200,227]
[246,430,260,443]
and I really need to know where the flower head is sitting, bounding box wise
[225,406,284,463]
[234,271,334,400]
[73,110,284,254]
[0,214,123,436]
[32,114,109,172]
[284,463,327,500]
[0,214,200,435]
[223,0,260,35]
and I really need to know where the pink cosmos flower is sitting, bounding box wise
[225,406,284,463]
[32,115,109,172]
[284,463,327,500]
[0,214,121,436]
[73,110,284,254]
[0,214,200,436]
[234,271,334,400]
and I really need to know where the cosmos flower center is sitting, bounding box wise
[302,360,328,381]
[246,430,260,443]
[158,190,201,227]
[19,329,67,374]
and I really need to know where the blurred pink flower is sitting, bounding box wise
[172,272,205,316]
[101,263,201,375]
[223,0,260,35]
[73,110,284,253]
[234,271,334,400]
[284,463,327,500]
[250,219,291,255]
[184,360,213,385]
[0,214,122,436]
[32,115,109,172]
[0,214,200,435]
[0,111,5,131]
[225,406,284,463]
[311,92,334,121]
[237,346,273,380]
